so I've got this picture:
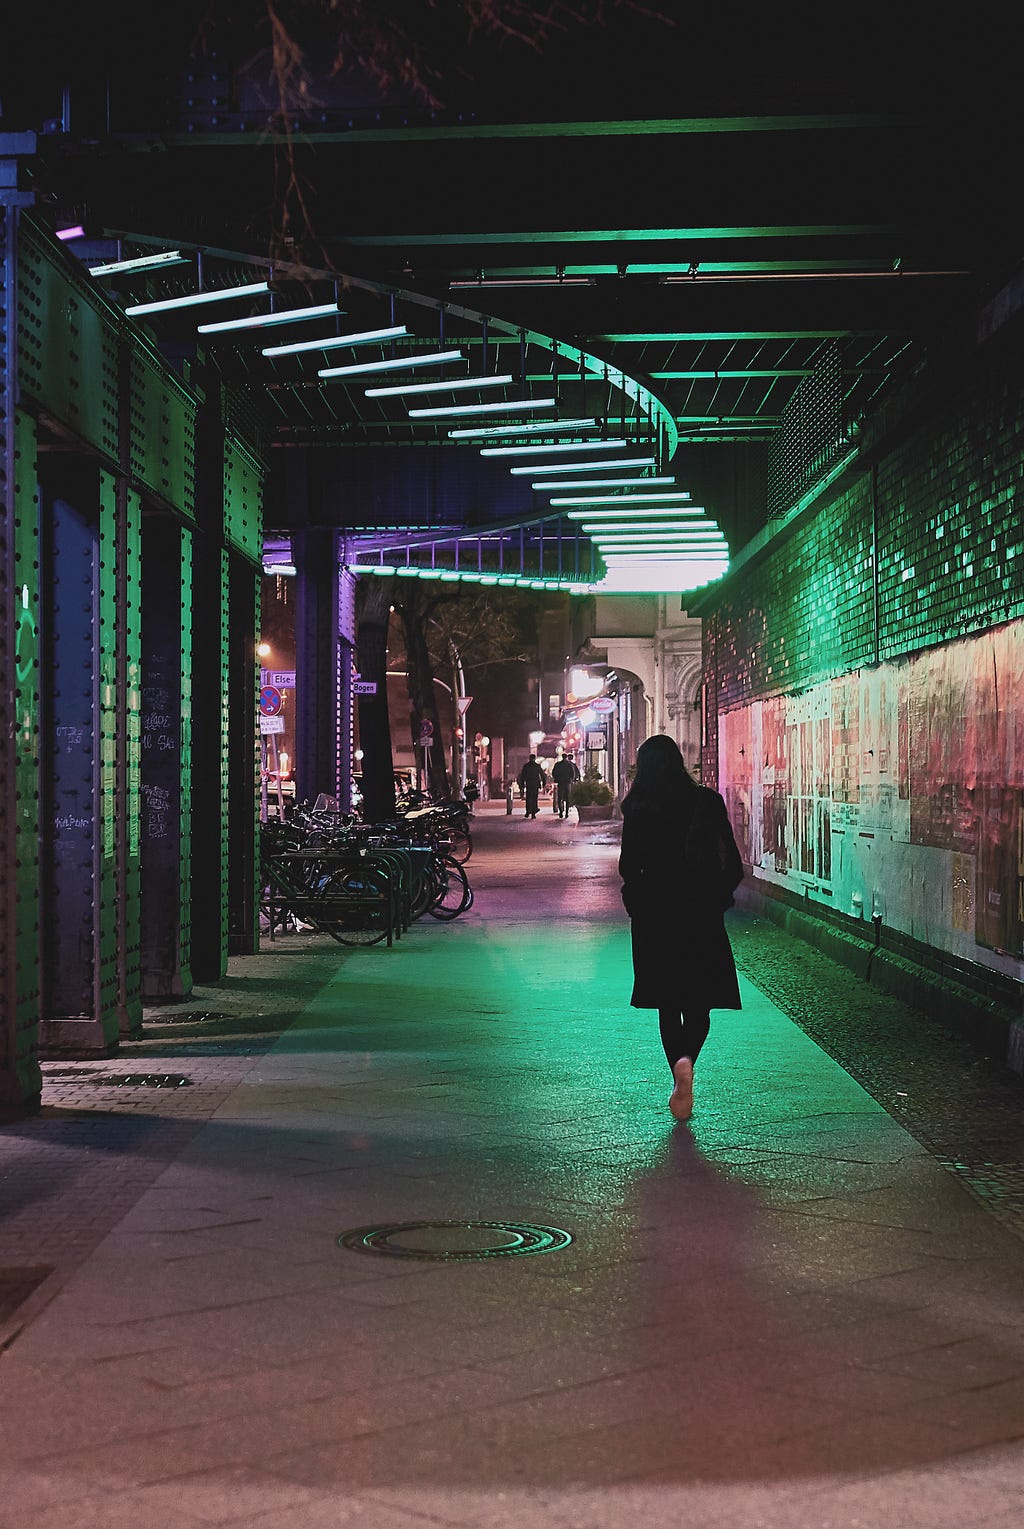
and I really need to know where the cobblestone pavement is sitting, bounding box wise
[729,918,1024,1242]
[2,802,1024,1528]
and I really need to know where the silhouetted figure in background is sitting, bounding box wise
[517,755,546,819]
[618,734,744,1121]
[551,754,580,818]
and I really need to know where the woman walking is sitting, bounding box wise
[618,735,744,1121]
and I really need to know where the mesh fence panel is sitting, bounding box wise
[766,342,844,520]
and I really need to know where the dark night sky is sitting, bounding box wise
[2,2,1012,135]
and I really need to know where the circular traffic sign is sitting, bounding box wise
[260,685,283,716]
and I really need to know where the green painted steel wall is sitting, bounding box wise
[224,436,263,562]
[120,485,143,1029]
[96,469,121,1029]
[0,408,43,1110]
[180,529,194,991]
[17,223,120,465]
[3,212,265,1080]
[129,348,198,519]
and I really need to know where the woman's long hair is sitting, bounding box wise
[621,734,698,815]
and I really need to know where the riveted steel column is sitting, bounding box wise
[38,463,121,1054]
[294,527,342,805]
[139,515,193,1001]
[222,429,262,955]
[228,552,259,954]
[338,564,357,812]
[1,152,43,1114]
[116,483,143,1033]
[189,400,230,980]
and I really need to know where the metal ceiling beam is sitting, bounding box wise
[334,225,893,248]
[110,114,916,151]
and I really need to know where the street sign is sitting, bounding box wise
[260,714,285,734]
[259,685,283,716]
[353,681,378,696]
[456,695,473,715]
[260,669,295,690]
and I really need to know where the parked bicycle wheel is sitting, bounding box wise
[428,856,472,920]
[318,868,391,946]
[447,824,473,864]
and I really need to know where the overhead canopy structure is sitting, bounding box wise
[10,6,1018,592]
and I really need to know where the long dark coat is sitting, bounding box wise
[618,785,744,1011]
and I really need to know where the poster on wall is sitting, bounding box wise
[718,621,1024,963]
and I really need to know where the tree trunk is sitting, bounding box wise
[398,586,450,800]
[355,575,396,823]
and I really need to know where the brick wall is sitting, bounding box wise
[699,324,1024,989]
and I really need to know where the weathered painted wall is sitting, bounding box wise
[718,625,1023,980]
[701,310,1024,990]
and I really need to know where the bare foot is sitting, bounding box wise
[668,1056,694,1120]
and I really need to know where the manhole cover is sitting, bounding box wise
[338,1219,572,1262]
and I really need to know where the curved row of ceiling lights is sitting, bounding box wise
[84,242,731,594]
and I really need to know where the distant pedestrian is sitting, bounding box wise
[618,735,744,1121]
[517,755,546,819]
[551,754,580,818]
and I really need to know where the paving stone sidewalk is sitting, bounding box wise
[2,808,1024,1528]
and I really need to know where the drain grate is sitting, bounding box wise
[145,1010,232,1025]
[95,1074,193,1088]
[41,1070,192,1088]
[338,1219,572,1262]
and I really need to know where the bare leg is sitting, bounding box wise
[658,1009,710,1120]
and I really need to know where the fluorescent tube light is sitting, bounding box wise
[409,397,556,420]
[365,374,513,399]
[566,507,703,520]
[481,439,629,459]
[127,281,270,317]
[582,522,721,535]
[550,492,697,507]
[449,276,594,288]
[593,538,727,548]
[263,325,408,358]
[56,226,86,241]
[89,250,188,276]
[511,455,655,475]
[199,302,342,335]
[448,418,597,441]
[319,350,463,380]
[533,475,675,491]
[599,557,729,567]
